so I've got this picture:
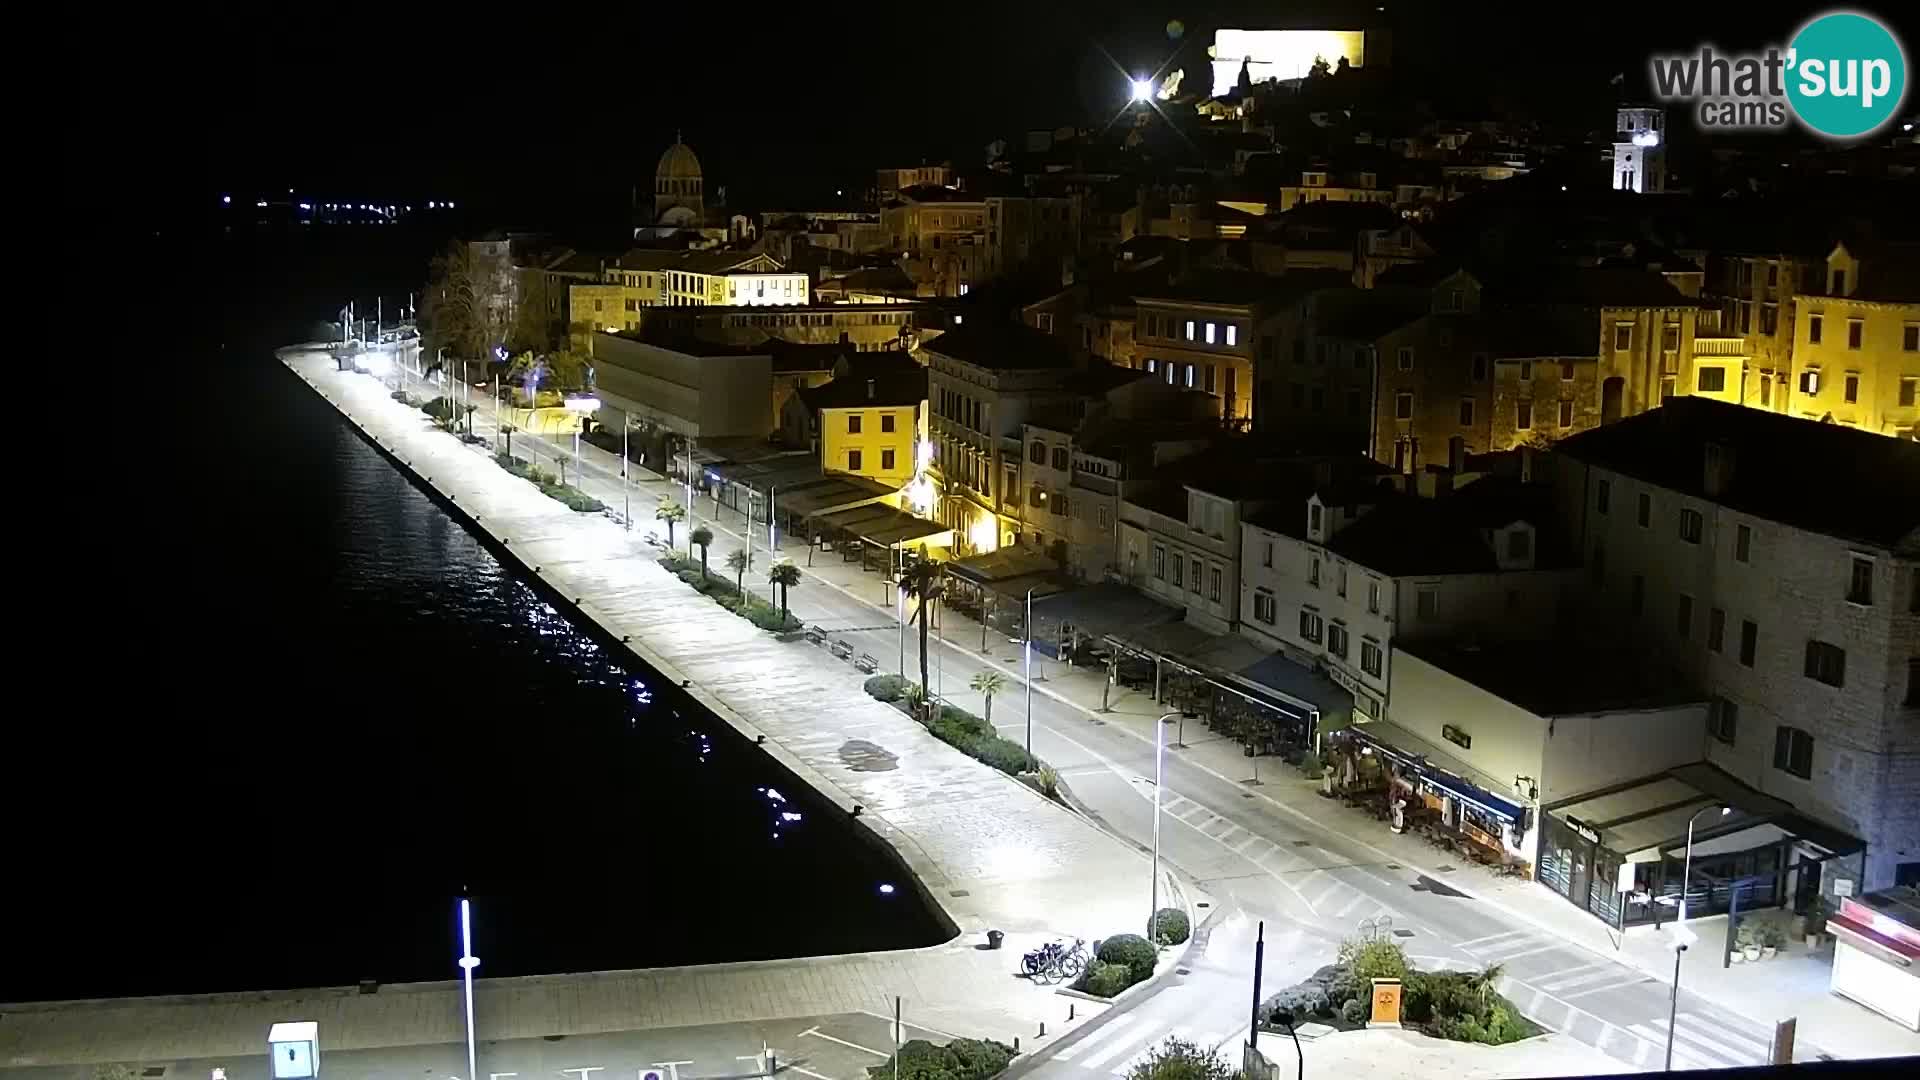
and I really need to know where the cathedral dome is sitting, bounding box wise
[657,139,703,181]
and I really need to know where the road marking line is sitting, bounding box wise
[1561,975,1653,1000]
[1055,1016,1137,1061]
[800,1029,891,1058]
[1173,804,1209,824]
[1453,929,1531,950]
[1330,889,1373,919]
[1535,965,1634,994]
[1660,1015,1768,1063]
[1628,1023,1717,1070]
[1232,834,1264,854]
[1108,1027,1191,1076]
[1078,1021,1151,1069]
[788,1068,838,1080]
[855,1009,961,1040]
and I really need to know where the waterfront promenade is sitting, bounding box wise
[0,350,1169,1068]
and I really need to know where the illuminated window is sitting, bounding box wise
[1698,367,1726,392]
[1253,590,1275,624]
[1226,325,1238,347]
[1327,622,1348,659]
[1185,320,1196,341]
[1800,368,1820,395]
[1367,581,1380,613]
[1205,322,1217,344]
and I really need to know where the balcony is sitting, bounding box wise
[1693,336,1748,358]
[1073,472,1118,495]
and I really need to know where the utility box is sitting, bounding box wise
[268,1022,319,1080]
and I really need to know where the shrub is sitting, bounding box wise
[967,734,1031,775]
[868,1038,1014,1080]
[1297,751,1323,779]
[1083,959,1136,998]
[422,396,454,420]
[865,674,911,702]
[1149,907,1190,946]
[1031,764,1060,799]
[1337,938,1408,999]
[1340,996,1368,1025]
[1126,1037,1233,1080]
[676,568,706,588]
[1098,933,1158,983]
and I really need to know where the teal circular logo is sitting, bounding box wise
[1787,12,1907,138]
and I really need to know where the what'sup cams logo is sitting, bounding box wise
[1649,10,1908,138]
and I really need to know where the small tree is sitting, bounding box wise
[897,556,946,700]
[726,547,749,594]
[1126,1038,1231,1080]
[656,499,686,546]
[768,560,802,620]
[690,526,714,579]
[969,670,1007,722]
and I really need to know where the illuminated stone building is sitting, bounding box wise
[1610,106,1667,194]
[1789,242,1920,439]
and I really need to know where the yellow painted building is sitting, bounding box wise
[795,365,931,493]
[569,250,809,333]
[1790,244,1920,438]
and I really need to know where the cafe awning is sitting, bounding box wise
[1546,761,1864,862]
[815,503,951,548]
[946,547,1060,588]
[1340,719,1527,822]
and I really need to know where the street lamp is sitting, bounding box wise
[1149,710,1195,943]
[1665,804,1731,1071]
[1266,1009,1304,1080]
[457,897,480,1080]
[1130,77,1154,103]
[1024,587,1037,761]
[564,396,601,482]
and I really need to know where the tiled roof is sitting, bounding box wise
[1396,639,1704,718]
[798,367,928,412]
[614,249,786,275]
[1320,479,1572,576]
[1556,397,1920,550]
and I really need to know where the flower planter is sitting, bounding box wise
[1730,951,1745,964]
[1743,946,1762,962]
[1761,946,1777,960]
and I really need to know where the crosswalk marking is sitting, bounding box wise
[1055,1016,1136,1062]
[1531,964,1631,994]
[1081,1020,1162,1070]
[1107,1026,1191,1076]
[1629,1024,1716,1071]
[1454,929,1530,950]
[1648,1015,1768,1065]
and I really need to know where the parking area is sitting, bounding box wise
[1,1012,964,1080]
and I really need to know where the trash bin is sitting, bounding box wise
[986,929,1004,950]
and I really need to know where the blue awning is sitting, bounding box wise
[1422,770,1524,823]
[1343,725,1423,770]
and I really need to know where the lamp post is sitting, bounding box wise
[564,396,601,481]
[622,417,631,530]
[457,898,480,1080]
[1149,710,1191,942]
[1665,804,1731,1071]
[1023,587,1037,760]
[1266,1009,1304,1080]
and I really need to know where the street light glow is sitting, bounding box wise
[1130,78,1154,103]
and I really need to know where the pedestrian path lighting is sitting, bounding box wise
[1665,804,1730,1071]
[564,397,600,481]
[457,897,480,1080]
[1150,710,1197,943]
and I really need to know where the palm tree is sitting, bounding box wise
[897,557,945,700]
[656,499,686,547]
[690,526,714,579]
[725,548,749,595]
[768,560,802,621]
[970,670,1007,722]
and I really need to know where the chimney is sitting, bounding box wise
[1704,441,1734,497]
[867,379,877,400]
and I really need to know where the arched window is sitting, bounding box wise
[1029,441,1045,464]
[1051,447,1069,471]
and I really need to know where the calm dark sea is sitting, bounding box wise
[8,226,942,1002]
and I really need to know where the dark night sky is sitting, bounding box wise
[101,1,1909,230]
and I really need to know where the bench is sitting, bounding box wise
[829,639,853,660]
[804,625,827,645]
[853,653,879,674]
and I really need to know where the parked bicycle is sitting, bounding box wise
[1020,938,1087,983]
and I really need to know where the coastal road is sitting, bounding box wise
[435,399,1808,1074]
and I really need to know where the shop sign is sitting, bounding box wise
[1441,723,1472,750]
[1566,816,1601,844]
